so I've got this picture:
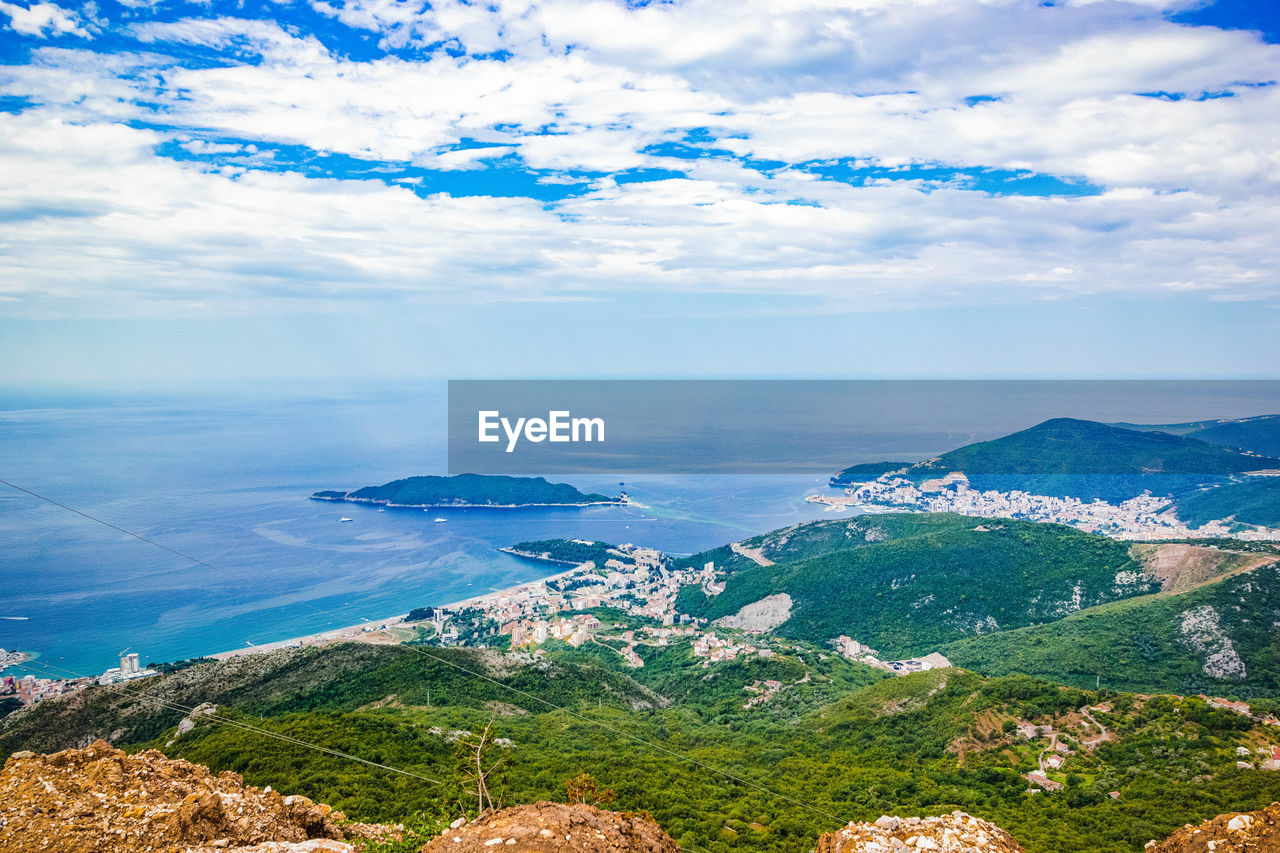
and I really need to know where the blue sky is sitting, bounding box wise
[0,0,1278,383]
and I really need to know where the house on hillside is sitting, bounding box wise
[1025,771,1063,792]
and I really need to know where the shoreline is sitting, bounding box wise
[1,649,36,677]
[497,547,581,566]
[208,557,594,662]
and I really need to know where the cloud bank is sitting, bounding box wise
[0,0,1277,319]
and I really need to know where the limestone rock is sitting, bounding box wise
[0,739,359,853]
[1148,801,1280,851]
[418,802,679,852]
[817,811,1024,853]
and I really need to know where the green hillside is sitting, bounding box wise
[674,514,982,573]
[9,641,1280,853]
[0,644,662,756]
[1115,415,1280,458]
[830,461,914,486]
[507,539,638,567]
[676,514,1155,657]
[1175,478,1280,529]
[942,560,1280,698]
[312,474,620,507]
[907,418,1280,502]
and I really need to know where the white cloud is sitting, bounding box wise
[0,1,88,38]
[0,0,1276,320]
[1,108,1276,322]
[131,17,332,65]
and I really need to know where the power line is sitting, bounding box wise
[17,658,444,786]
[1,477,850,828]
[19,658,735,853]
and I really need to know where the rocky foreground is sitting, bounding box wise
[1147,802,1280,852]
[816,812,1025,852]
[7,740,1280,853]
[0,740,371,853]
[419,801,680,852]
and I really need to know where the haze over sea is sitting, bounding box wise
[4,380,1280,678]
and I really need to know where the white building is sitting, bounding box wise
[97,650,157,685]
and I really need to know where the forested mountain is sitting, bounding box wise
[943,560,1280,698]
[676,514,1157,657]
[7,641,1280,853]
[1114,415,1280,458]
[830,418,1280,502]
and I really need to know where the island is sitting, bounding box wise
[501,538,644,568]
[311,473,623,508]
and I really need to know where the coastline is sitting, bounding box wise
[207,617,413,661]
[208,557,594,662]
[1,649,36,677]
[497,547,581,566]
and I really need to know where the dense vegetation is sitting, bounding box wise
[907,419,1280,502]
[1175,478,1280,529]
[830,419,1280,503]
[830,461,914,486]
[677,515,1153,657]
[0,645,662,756]
[942,562,1280,698]
[506,539,636,567]
[312,474,620,507]
[672,514,994,573]
[9,642,1280,853]
[1115,415,1280,458]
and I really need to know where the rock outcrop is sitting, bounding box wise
[817,812,1025,853]
[1148,802,1280,851]
[418,802,680,852]
[713,593,793,632]
[0,740,353,853]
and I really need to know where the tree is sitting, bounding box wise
[565,773,616,807]
[455,716,508,817]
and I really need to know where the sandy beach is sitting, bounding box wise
[208,556,593,661]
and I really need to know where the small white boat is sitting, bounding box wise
[339,517,353,523]
[433,517,448,523]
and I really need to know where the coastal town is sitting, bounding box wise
[1,650,157,709]
[412,540,954,679]
[7,529,1280,800]
[0,648,29,671]
[414,542,777,669]
[808,470,1280,541]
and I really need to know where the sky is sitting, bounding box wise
[1,0,1278,384]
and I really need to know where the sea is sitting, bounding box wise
[3,380,1280,679]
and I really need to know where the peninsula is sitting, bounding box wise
[311,473,623,508]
